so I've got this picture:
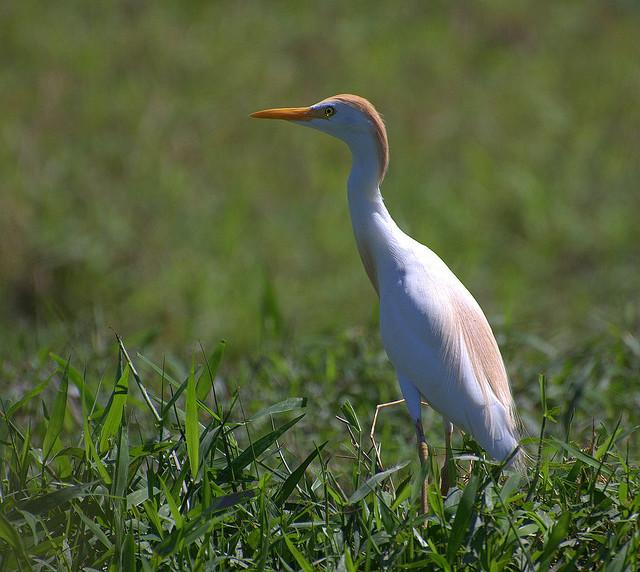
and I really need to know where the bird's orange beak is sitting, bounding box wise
[250,106,321,121]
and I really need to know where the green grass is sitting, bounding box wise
[1,323,639,570]
[1,2,639,569]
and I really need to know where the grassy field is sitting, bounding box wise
[1,330,639,569]
[1,1,639,569]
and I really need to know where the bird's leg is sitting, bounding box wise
[440,419,456,496]
[369,399,405,470]
[415,419,429,514]
[396,377,430,514]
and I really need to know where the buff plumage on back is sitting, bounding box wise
[322,94,390,182]
[445,291,519,440]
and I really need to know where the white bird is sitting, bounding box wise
[251,94,521,511]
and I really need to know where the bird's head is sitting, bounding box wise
[251,94,389,181]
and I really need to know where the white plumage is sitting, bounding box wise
[251,94,521,508]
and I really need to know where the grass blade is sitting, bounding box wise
[185,360,200,480]
[99,366,129,453]
[348,462,409,504]
[137,352,180,389]
[17,421,32,488]
[122,531,136,572]
[0,513,27,561]
[158,476,183,529]
[114,425,130,501]
[116,334,161,422]
[284,534,314,572]
[161,380,187,420]
[250,397,307,422]
[50,353,102,417]
[73,504,112,549]
[217,414,305,482]
[605,541,629,572]
[550,437,613,476]
[274,441,327,507]
[6,375,51,418]
[538,511,571,567]
[197,340,226,401]
[16,483,96,514]
[340,400,361,433]
[83,399,112,485]
[447,474,479,563]
[43,363,69,459]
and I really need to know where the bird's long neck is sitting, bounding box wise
[346,134,402,295]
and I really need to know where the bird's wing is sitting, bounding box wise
[394,245,518,433]
[445,287,518,432]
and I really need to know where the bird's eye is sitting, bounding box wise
[324,106,336,118]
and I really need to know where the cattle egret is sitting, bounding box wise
[251,94,521,512]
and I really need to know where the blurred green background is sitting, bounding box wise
[1,1,639,358]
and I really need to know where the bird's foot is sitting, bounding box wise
[416,424,429,515]
[440,456,457,497]
[440,465,450,497]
